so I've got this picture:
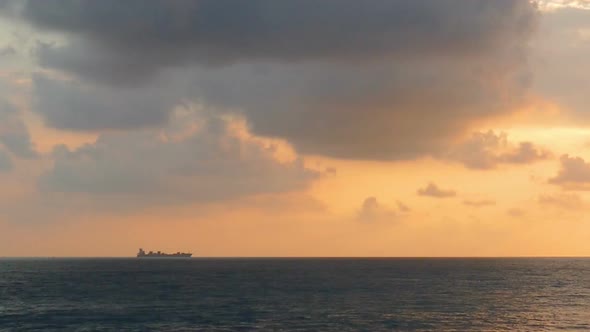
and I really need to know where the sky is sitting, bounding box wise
[1,0,590,257]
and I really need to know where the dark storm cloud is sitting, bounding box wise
[0,0,19,13]
[13,0,537,83]
[38,111,321,202]
[0,46,16,57]
[532,7,590,119]
[190,60,534,160]
[31,74,180,131]
[11,0,540,160]
[0,102,37,159]
[0,149,12,172]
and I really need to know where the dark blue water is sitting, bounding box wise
[1,258,590,331]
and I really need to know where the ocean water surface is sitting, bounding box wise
[1,258,589,331]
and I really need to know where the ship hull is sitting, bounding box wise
[137,254,192,258]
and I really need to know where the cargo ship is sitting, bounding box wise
[137,248,192,258]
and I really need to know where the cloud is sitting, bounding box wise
[0,1,19,14]
[357,197,407,223]
[0,149,12,172]
[214,60,533,160]
[538,0,590,11]
[463,199,496,207]
[507,208,526,217]
[11,0,537,82]
[501,142,553,164]
[531,7,590,119]
[0,101,37,159]
[38,108,322,205]
[0,46,16,57]
[538,193,586,209]
[31,73,181,131]
[548,155,590,190]
[7,1,538,161]
[448,131,551,170]
[396,201,411,213]
[417,182,457,198]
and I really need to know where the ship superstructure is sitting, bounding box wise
[137,248,192,258]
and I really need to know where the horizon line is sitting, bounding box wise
[2,256,590,259]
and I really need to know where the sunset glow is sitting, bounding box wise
[1,0,590,257]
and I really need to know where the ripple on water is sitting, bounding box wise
[1,258,590,331]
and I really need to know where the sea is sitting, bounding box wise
[1,258,589,331]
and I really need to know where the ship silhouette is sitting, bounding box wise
[137,248,192,258]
